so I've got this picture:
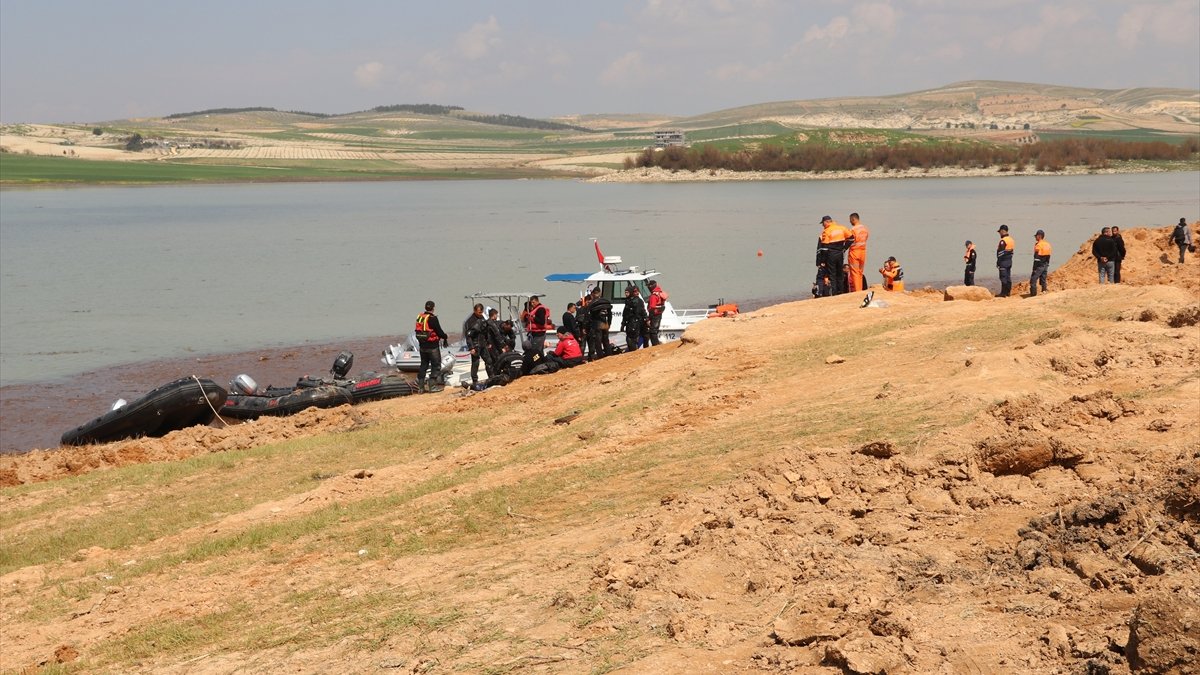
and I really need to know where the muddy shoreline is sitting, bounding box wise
[0,335,402,455]
[0,286,973,455]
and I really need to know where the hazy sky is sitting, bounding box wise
[2,0,1198,123]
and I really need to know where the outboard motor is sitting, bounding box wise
[231,374,258,396]
[331,351,354,379]
[111,398,128,411]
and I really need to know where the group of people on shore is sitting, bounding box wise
[812,213,908,297]
[823,213,1195,301]
[410,280,672,393]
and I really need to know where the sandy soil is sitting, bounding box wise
[1,227,1197,673]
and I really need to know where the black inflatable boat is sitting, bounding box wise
[61,377,228,446]
[342,372,419,403]
[220,384,353,420]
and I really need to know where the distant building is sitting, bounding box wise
[653,130,686,148]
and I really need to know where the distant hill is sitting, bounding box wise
[666,80,1200,133]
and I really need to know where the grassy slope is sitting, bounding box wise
[2,252,1196,672]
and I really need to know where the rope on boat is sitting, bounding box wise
[192,374,230,427]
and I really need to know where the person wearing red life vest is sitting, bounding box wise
[526,295,554,356]
[413,300,448,393]
[646,279,668,346]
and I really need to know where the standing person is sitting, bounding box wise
[586,287,613,360]
[621,285,647,352]
[963,240,977,286]
[483,308,504,371]
[414,300,448,393]
[463,303,488,386]
[562,302,581,344]
[1170,218,1192,264]
[996,225,1015,297]
[1111,226,1127,283]
[645,279,668,346]
[525,295,553,356]
[816,215,854,295]
[1092,227,1118,284]
[1029,230,1051,297]
[576,289,591,361]
[847,212,870,292]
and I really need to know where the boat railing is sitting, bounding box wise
[672,307,712,323]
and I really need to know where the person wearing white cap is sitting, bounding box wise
[1030,230,1051,296]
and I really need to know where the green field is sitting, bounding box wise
[0,154,565,185]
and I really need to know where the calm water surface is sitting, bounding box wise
[2,173,1197,385]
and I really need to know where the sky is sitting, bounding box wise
[2,0,1198,123]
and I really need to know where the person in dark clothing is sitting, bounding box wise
[1111,226,1126,283]
[483,308,504,369]
[586,287,613,361]
[996,225,1015,297]
[470,344,524,391]
[497,319,517,351]
[561,303,581,343]
[1171,218,1193,263]
[621,285,647,352]
[463,303,489,385]
[1092,227,1118,284]
[813,260,832,297]
[963,240,977,286]
[816,215,854,296]
[414,300,448,393]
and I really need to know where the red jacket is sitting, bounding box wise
[553,334,582,359]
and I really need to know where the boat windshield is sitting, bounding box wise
[599,279,652,304]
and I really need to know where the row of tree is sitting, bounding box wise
[625,137,1200,173]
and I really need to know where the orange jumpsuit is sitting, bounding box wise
[848,221,870,292]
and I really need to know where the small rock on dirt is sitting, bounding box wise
[943,285,994,301]
[857,441,898,458]
[825,354,846,364]
[825,635,904,674]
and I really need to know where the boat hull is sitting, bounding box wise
[61,377,228,446]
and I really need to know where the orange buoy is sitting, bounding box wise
[756,249,763,257]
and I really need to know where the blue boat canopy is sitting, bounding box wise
[545,273,593,282]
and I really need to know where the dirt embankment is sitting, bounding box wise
[1,227,1197,673]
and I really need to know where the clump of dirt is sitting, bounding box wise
[976,432,1082,475]
[1127,584,1200,672]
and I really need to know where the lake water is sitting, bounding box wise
[2,173,1198,386]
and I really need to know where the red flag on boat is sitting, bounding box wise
[594,239,605,265]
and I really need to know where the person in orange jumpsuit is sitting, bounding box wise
[847,212,869,292]
[879,257,904,291]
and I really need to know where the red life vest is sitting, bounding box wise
[528,304,553,333]
[414,312,438,343]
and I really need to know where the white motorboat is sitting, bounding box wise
[546,240,737,348]
[381,291,544,385]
